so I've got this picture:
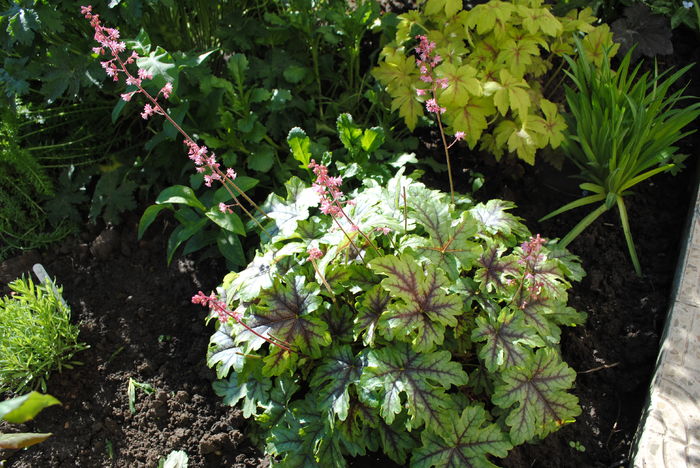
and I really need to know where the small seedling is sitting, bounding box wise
[569,440,586,452]
[127,378,155,414]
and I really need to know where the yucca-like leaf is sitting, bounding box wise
[492,348,580,445]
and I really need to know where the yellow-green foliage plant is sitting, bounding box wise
[374,0,619,164]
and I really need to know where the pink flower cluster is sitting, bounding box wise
[192,291,241,323]
[308,159,348,218]
[307,247,324,260]
[81,5,172,118]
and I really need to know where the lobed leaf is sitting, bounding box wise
[310,345,366,421]
[359,343,468,431]
[412,405,512,468]
[492,348,581,445]
[370,255,463,352]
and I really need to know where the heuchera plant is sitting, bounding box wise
[199,130,587,467]
[83,6,586,466]
[374,0,618,164]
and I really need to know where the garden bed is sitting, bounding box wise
[2,3,700,467]
[0,144,696,467]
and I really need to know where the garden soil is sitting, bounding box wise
[2,17,700,468]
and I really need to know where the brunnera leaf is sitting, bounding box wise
[249,275,331,358]
[411,404,512,468]
[369,255,463,352]
[492,348,581,445]
[207,321,247,378]
[359,343,468,432]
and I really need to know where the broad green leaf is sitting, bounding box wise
[491,69,530,117]
[337,114,364,153]
[213,370,271,418]
[0,392,60,423]
[167,219,208,265]
[472,310,544,372]
[137,46,176,82]
[473,245,518,293]
[377,413,417,465]
[412,405,512,468]
[411,199,481,278]
[217,231,245,266]
[249,276,331,357]
[445,97,494,148]
[465,1,515,35]
[0,432,52,450]
[519,6,562,36]
[435,63,482,107]
[138,204,170,240]
[310,345,366,421]
[359,343,468,431]
[581,24,619,66]
[425,0,462,17]
[531,99,567,148]
[370,255,463,352]
[155,185,206,211]
[492,348,581,445]
[360,127,385,153]
[287,127,312,169]
[257,375,300,431]
[206,208,245,235]
[497,38,540,77]
[227,242,304,302]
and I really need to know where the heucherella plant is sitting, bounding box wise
[374,0,618,164]
[82,6,586,466]
[198,130,586,467]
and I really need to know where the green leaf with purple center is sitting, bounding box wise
[370,255,463,352]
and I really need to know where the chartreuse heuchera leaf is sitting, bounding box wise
[375,0,619,164]
[206,137,586,467]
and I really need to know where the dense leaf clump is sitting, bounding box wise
[205,129,586,467]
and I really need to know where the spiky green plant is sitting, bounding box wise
[541,41,700,275]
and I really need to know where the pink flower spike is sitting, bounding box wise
[218,202,233,214]
[137,68,153,80]
[425,98,445,114]
[375,227,392,235]
[226,168,237,180]
[454,131,465,141]
[416,88,426,96]
[307,247,324,260]
[141,104,154,119]
[81,5,92,16]
[160,82,173,99]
